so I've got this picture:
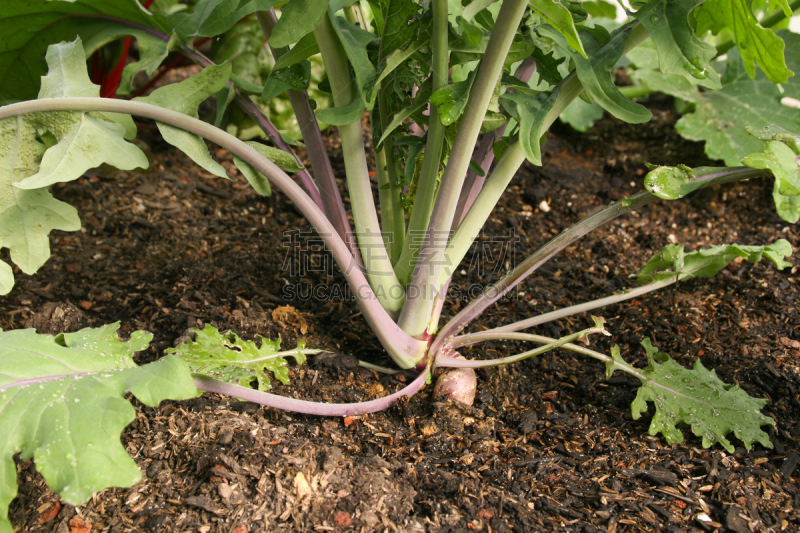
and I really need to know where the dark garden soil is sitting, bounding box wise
[2,105,799,533]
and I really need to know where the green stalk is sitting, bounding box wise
[394,0,450,285]
[397,0,529,338]
[438,22,650,287]
[314,11,404,314]
[375,140,405,263]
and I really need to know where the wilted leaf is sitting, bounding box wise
[0,324,196,532]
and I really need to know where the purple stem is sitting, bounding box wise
[185,49,327,211]
[436,325,606,368]
[454,58,537,226]
[0,97,427,367]
[193,367,429,416]
[429,167,771,357]
[258,10,359,261]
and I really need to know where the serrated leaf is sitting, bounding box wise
[271,0,330,48]
[135,62,232,179]
[15,39,148,191]
[540,24,652,124]
[166,324,307,391]
[0,323,196,532]
[0,0,160,104]
[529,0,587,58]
[375,81,432,148]
[614,340,774,452]
[636,239,793,284]
[695,0,792,83]
[675,31,800,166]
[632,0,720,89]
[0,116,81,294]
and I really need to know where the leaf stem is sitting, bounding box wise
[397,0,530,337]
[257,9,358,261]
[394,0,450,285]
[460,278,676,338]
[429,167,771,357]
[314,11,405,315]
[193,366,430,416]
[437,321,610,368]
[0,97,427,368]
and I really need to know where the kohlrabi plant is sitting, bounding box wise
[0,0,798,529]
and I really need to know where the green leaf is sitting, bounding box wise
[262,60,313,101]
[16,39,148,191]
[540,24,652,124]
[234,141,306,195]
[529,0,587,58]
[583,0,617,19]
[560,96,604,132]
[632,0,720,89]
[430,75,475,126]
[315,95,366,125]
[135,62,233,179]
[0,0,160,104]
[695,0,792,83]
[274,32,320,70]
[168,0,245,40]
[643,164,705,200]
[271,0,330,48]
[636,239,793,285]
[167,324,307,391]
[375,81,432,148]
[675,31,800,166]
[0,323,196,532]
[742,130,800,222]
[329,13,378,108]
[0,116,81,295]
[500,87,560,165]
[608,340,774,452]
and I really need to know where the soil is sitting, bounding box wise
[2,103,799,533]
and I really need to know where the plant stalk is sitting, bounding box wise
[0,97,428,368]
[394,0,450,284]
[194,366,430,415]
[314,11,405,314]
[437,322,608,368]
[429,167,771,357]
[397,0,529,338]
[257,9,358,261]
